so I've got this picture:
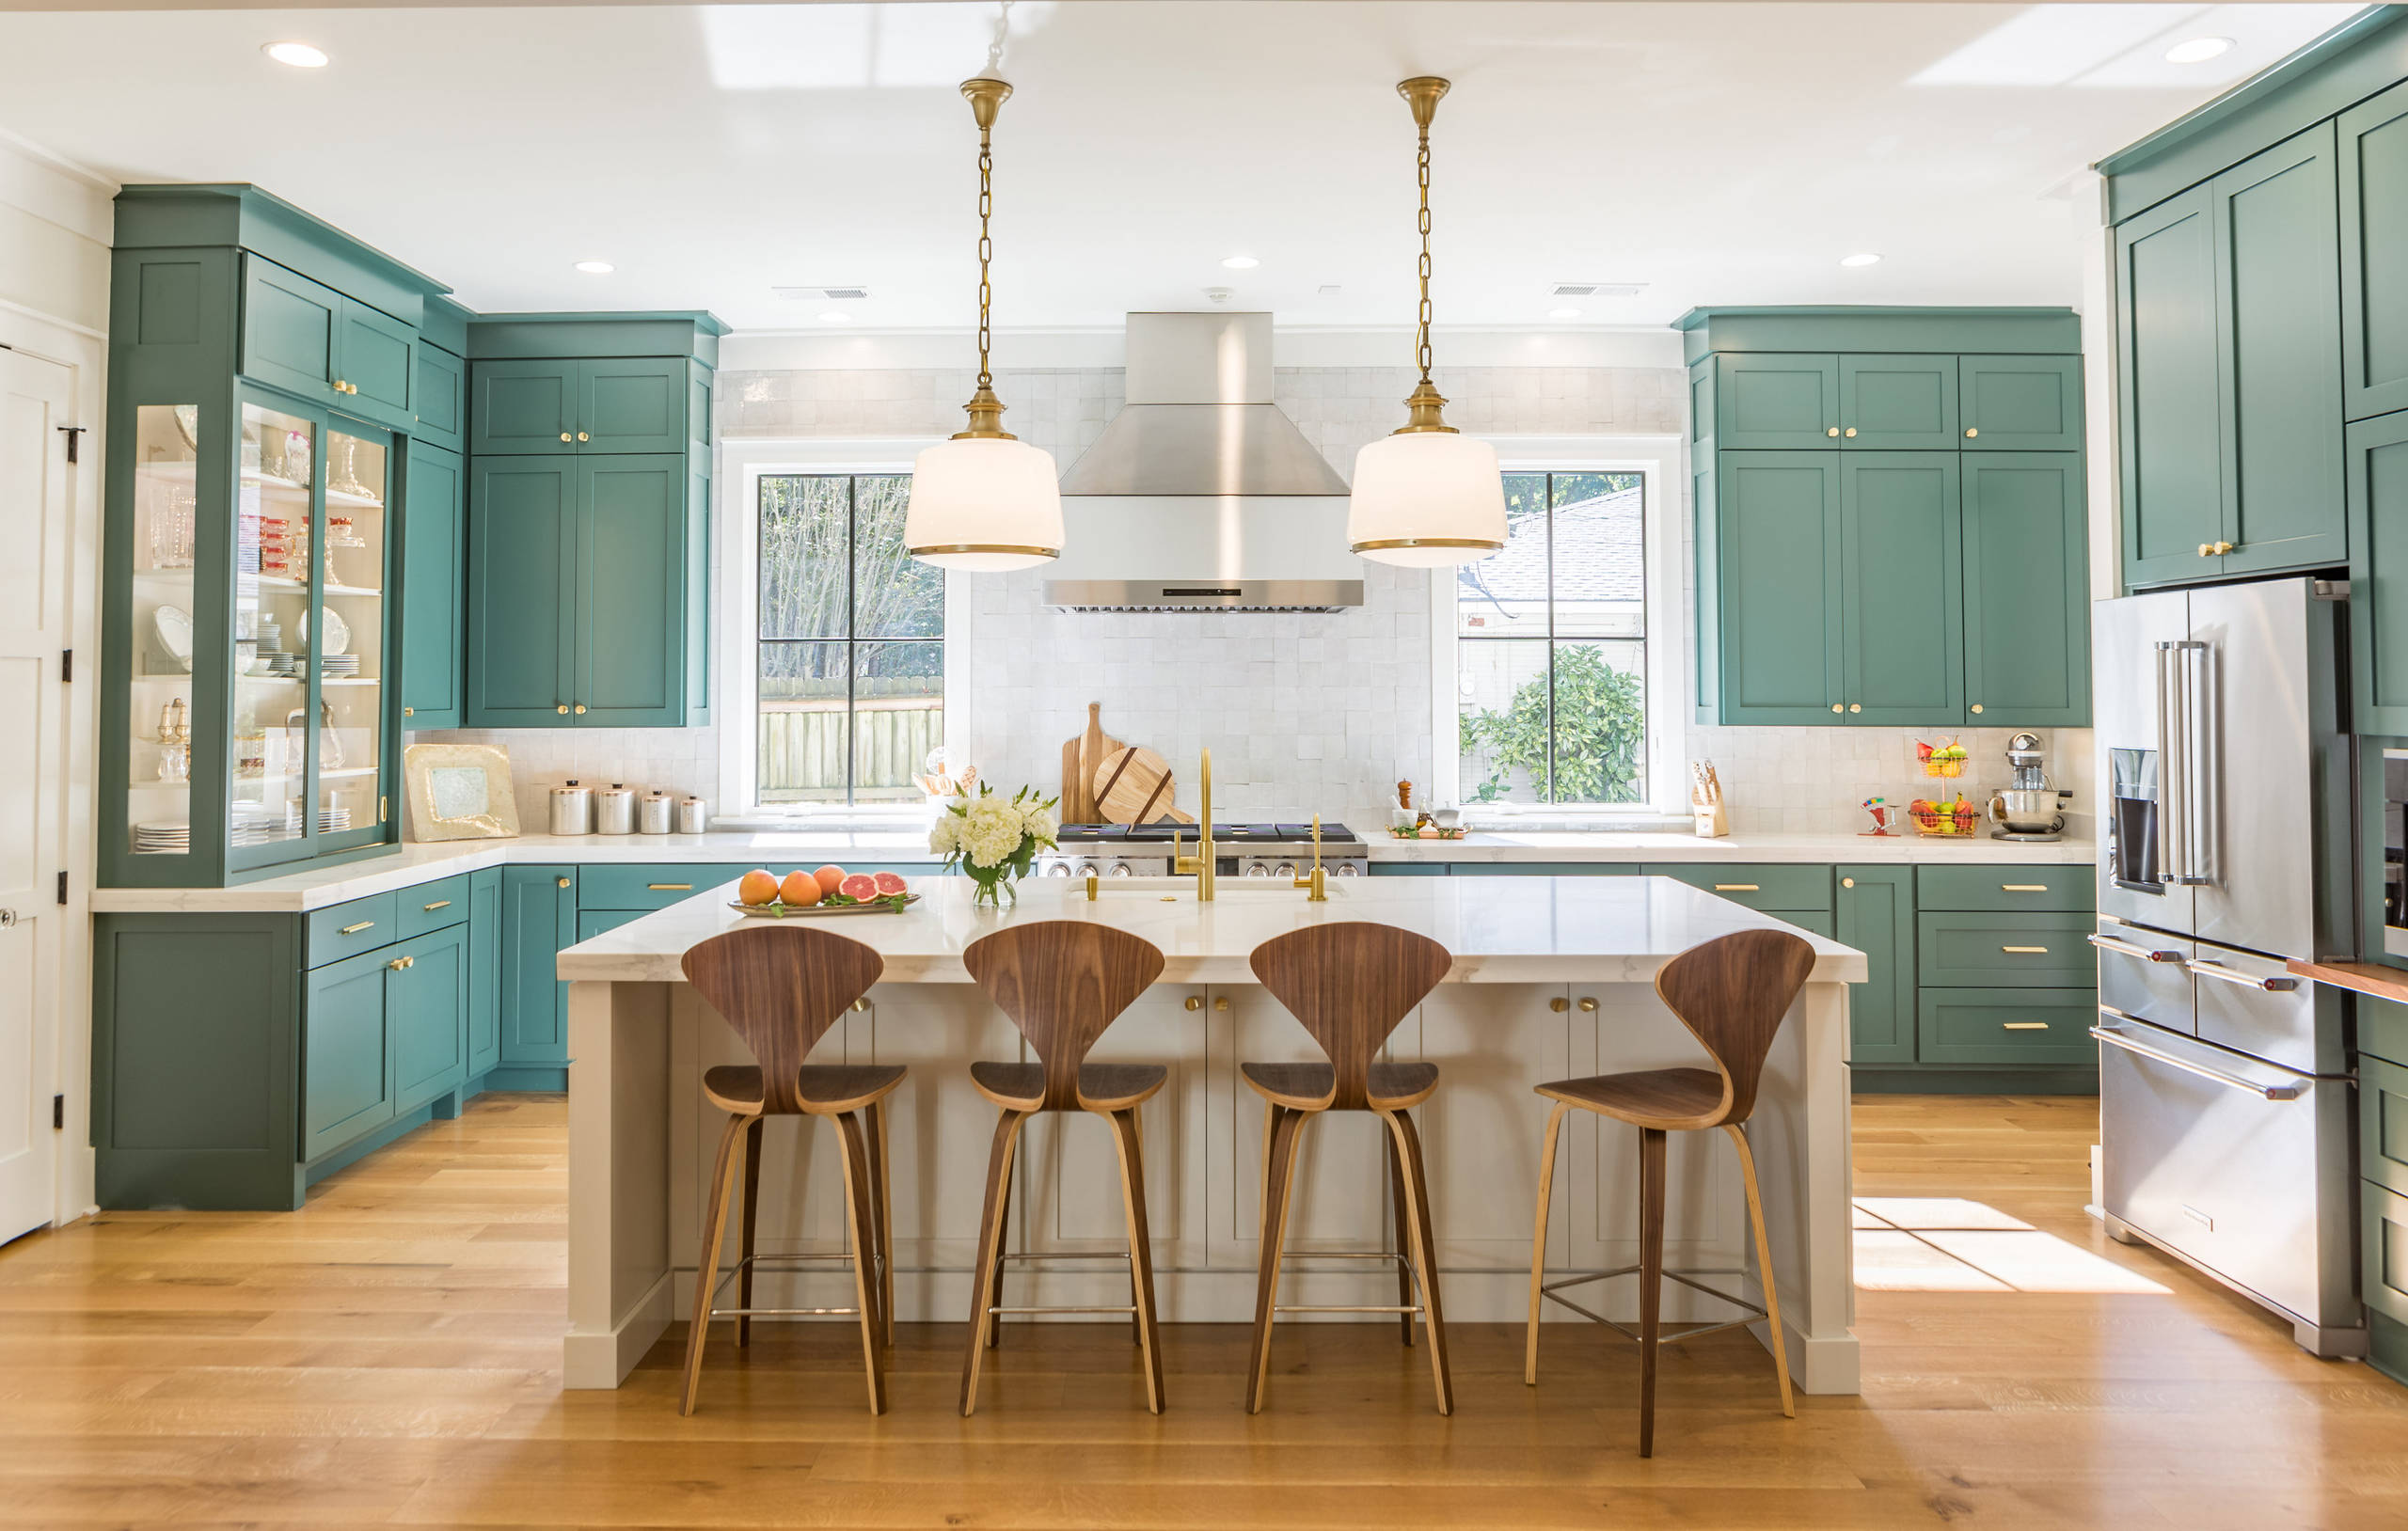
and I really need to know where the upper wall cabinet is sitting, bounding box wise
[1680,307,2089,730]
[2341,77,2408,421]
[241,257,418,433]
[2115,186,2226,588]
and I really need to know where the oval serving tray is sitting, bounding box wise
[728,892,921,918]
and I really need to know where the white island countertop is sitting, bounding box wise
[554,874,1872,986]
[91,826,2093,913]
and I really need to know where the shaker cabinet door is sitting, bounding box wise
[1839,354,1957,449]
[1836,867,1914,1064]
[575,455,688,726]
[412,342,466,452]
[578,357,688,452]
[469,358,578,456]
[336,299,417,433]
[467,868,501,1079]
[2115,185,2226,589]
[389,926,469,1114]
[241,255,343,401]
[500,867,576,1065]
[1713,355,1841,448]
[466,459,578,727]
[2213,122,2347,577]
[1958,355,2082,450]
[302,949,395,1162]
[2340,78,2408,422]
[1713,452,1843,721]
[1961,452,2089,727]
[1840,452,1961,723]
[399,440,465,729]
[2349,412,2408,736]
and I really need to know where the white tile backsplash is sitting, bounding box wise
[416,355,2092,838]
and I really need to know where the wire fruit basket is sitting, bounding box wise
[1908,796,1981,836]
[1916,737,1970,778]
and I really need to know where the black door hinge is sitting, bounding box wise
[60,649,71,683]
[53,1095,64,1130]
[57,425,85,464]
[56,870,67,905]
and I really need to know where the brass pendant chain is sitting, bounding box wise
[1394,76,1453,434]
[976,124,994,392]
[953,77,1013,440]
[1416,118,1434,387]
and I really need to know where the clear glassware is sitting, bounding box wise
[232,400,316,851]
[127,404,198,858]
[315,425,387,842]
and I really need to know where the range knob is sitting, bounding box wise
[1242,862,1272,878]
[1043,860,1072,877]
[1077,860,1101,879]
[1334,862,1359,876]
[1274,862,1297,878]
[1106,860,1134,877]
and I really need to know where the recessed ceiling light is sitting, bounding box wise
[1840,252,1883,268]
[261,41,328,69]
[573,260,614,275]
[2164,36,2234,65]
[816,311,851,324]
[1548,308,1583,321]
[1220,255,1260,270]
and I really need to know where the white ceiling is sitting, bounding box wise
[0,3,2367,335]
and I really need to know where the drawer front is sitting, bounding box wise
[2365,1054,2408,1199]
[1918,910,2094,986]
[2368,1179,2408,1328]
[307,892,399,968]
[1917,863,2095,912]
[576,862,733,913]
[1771,909,1834,939]
[1917,987,2099,1065]
[397,874,472,940]
[2092,917,2195,1034]
[1643,863,1832,912]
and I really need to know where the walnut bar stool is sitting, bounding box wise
[677,924,901,1416]
[1244,922,1456,1415]
[1524,927,1815,1456]
[959,921,1170,1415]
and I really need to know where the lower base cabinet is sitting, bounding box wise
[1837,866,1916,1064]
[303,923,470,1161]
[501,866,578,1073]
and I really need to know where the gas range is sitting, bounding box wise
[1037,821,1369,882]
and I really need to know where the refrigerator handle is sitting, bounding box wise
[2181,639,2212,886]
[2155,640,2181,883]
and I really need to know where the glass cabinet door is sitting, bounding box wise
[124,404,201,862]
[231,399,318,857]
[315,420,389,847]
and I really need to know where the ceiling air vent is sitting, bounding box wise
[1548,282,1647,298]
[774,285,871,301]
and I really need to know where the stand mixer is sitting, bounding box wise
[1988,732,2067,841]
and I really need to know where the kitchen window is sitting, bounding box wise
[755,471,945,804]
[1445,465,1664,809]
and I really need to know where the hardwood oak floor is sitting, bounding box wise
[4,1093,2405,1528]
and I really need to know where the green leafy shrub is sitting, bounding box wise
[1462,645,1645,804]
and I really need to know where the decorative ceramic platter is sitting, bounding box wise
[727,893,922,919]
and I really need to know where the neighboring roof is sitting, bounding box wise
[1456,486,1644,610]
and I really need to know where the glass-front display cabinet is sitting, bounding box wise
[103,387,399,885]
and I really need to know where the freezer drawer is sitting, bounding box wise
[2098,1017,2360,1345]
[2190,939,2345,1076]
[2090,917,2194,1034]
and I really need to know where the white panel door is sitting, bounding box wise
[0,348,71,1245]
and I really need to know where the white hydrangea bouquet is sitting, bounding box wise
[929,783,1058,908]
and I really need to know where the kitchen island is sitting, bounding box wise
[556,874,1868,1396]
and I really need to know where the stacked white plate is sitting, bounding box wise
[230,803,281,846]
[289,805,355,834]
[133,820,190,854]
[321,655,361,677]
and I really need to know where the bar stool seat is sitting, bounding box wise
[970,1059,1165,1113]
[704,1063,907,1115]
[1535,1066,1722,1126]
[1240,1059,1438,1111]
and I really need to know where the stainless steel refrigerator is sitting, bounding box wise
[2093,576,2362,1356]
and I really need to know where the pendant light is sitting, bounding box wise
[1347,76,1506,568]
[904,76,1064,571]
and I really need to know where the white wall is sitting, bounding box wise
[2,127,114,1223]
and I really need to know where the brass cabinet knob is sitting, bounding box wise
[1185,995,1203,1011]
[1577,997,1598,1012]
[557,704,569,714]
[1214,996,1229,1012]
[851,999,868,1013]
[388,956,406,971]
[2198,544,2214,557]
[578,432,590,442]
[2214,541,2235,555]
[1844,427,1858,437]
[403,706,413,717]
[1830,702,1845,714]
[1843,876,1856,889]
[557,876,571,889]
[1549,996,1569,1013]
[574,703,587,715]
[1826,426,1840,437]
[1965,427,1978,438]
[1849,703,1861,713]
[560,433,572,443]
[1971,703,1984,714]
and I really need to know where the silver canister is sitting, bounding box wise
[676,796,708,835]
[638,790,673,835]
[594,782,636,835]
[548,780,594,837]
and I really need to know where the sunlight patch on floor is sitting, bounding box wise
[1854,1198,2173,1296]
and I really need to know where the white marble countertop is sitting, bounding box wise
[553,874,1871,986]
[88,826,2097,912]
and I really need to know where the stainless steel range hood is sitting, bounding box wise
[1047,311,1360,611]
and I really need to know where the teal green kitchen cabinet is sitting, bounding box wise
[400,439,466,729]
[2349,412,2408,735]
[1836,867,1914,1065]
[2340,78,2408,422]
[469,355,692,455]
[389,924,470,1114]
[1961,453,2091,727]
[465,455,695,727]
[467,868,502,1078]
[1958,356,2082,450]
[1839,355,1957,449]
[1709,353,1841,448]
[501,866,578,1072]
[1705,452,1842,722]
[240,254,418,434]
[2115,185,2226,588]
[1840,453,1962,723]
[412,342,466,453]
[302,945,395,1161]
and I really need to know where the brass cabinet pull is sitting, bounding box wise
[1576,997,1598,1013]
[1549,996,1569,1013]
[575,703,587,715]
[2002,945,2049,954]
[1714,883,1760,892]
[340,921,374,935]
[1185,995,1204,1011]
[2002,1020,2049,1031]
[404,706,414,717]
[1970,703,1984,714]
[1849,703,1861,713]
[1965,427,1978,438]
[1842,876,1855,889]
[1844,427,1858,437]
[1830,702,1845,713]
[1214,996,1229,1012]
[388,956,406,971]
[646,884,692,892]
[578,432,590,442]
[1825,426,1840,437]
[556,704,569,714]
[2214,541,2236,555]
[2198,544,2214,557]
[560,432,572,442]
[2001,884,2047,892]
[557,876,571,889]
[421,899,452,911]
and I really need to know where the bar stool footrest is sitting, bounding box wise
[1539,1264,1768,1341]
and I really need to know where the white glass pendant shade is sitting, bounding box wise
[1346,431,1506,566]
[904,434,1065,571]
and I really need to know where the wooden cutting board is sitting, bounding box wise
[1059,702,1123,824]
[1092,745,1193,825]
